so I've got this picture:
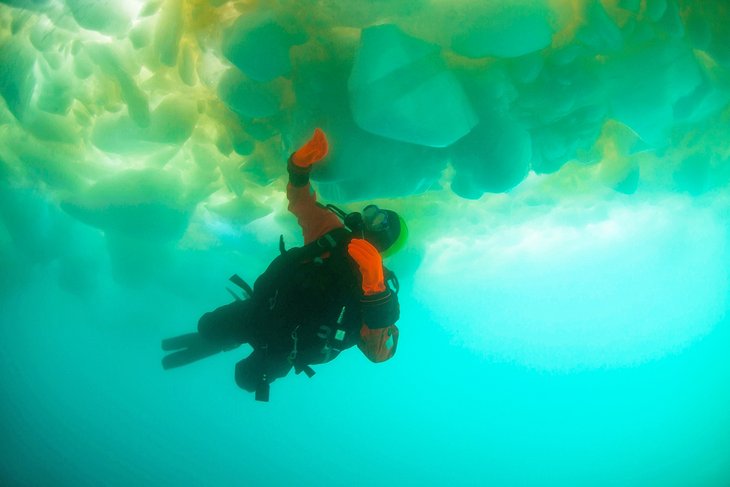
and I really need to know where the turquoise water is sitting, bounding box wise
[3,272,729,486]
[2,1,730,485]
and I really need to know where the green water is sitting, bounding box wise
[1,0,729,485]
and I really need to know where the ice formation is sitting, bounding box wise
[0,0,729,365]
[1,1,727,205]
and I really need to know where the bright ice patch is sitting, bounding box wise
[415,196,729,369]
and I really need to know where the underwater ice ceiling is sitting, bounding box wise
[1,0,729,205]
[1,0,729,369]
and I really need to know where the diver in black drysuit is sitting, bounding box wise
[161,129,404,401]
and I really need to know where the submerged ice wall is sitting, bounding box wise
[0,0,729,365]
[1,0,729,203]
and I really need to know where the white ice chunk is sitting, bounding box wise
[91,95,197,153]
[451,113,532,197]
[222,13,303,82]
[61,168,191,241]
[217,68,285,119]
[0,37,36,120]
[348,24,477,148]
[65,0,133,36]
[451,0,554,58]
[86,43,150,127]
[576,1,623,53]
[606,41,702,145]
[646,0,667,22]
[153,0,183,67]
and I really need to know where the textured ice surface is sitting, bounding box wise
[0,0,727,327]
[414,195,729,369]
[0,0,727,205]
[451,0,555,58]
[349,23,477,147]
[0,0,727,365]
[222,13,304,81]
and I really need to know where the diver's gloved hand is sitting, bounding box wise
[348,238,386,295]
[291,128,328,168]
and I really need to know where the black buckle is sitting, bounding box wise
[317,233,337,249]
[294,363,316,378]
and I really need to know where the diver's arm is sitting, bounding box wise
[286,129,342,244]
[358,291,400,363]
[286,182,343,245]
[348,238,400,362]
[287,127,328,188]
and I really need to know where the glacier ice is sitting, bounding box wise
[0,0,726,302]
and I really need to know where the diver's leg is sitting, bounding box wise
[161,300,253,369]
[162,340,222,370]
[161,333,200,351]
[234,348,293,399]
[198,299,253,346]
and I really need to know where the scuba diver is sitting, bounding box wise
[161,128,407,401]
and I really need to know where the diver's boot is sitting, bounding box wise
[161,333,201,351]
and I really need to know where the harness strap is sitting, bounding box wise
[288,326,300,363]
[307,227,351,257]
[275,226,350,264]
[384,267,400,295]
[236,226,363,400]
[229,274,254,298]
[288,327,317,376]
[294,363,316,378]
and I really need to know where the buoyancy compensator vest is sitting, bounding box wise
[229,227,363,366]
[227,208,400,402]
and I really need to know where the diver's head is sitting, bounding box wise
[327,203,408,257]
[353,205,408,257]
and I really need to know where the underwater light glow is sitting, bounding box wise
[416,195,729,369]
